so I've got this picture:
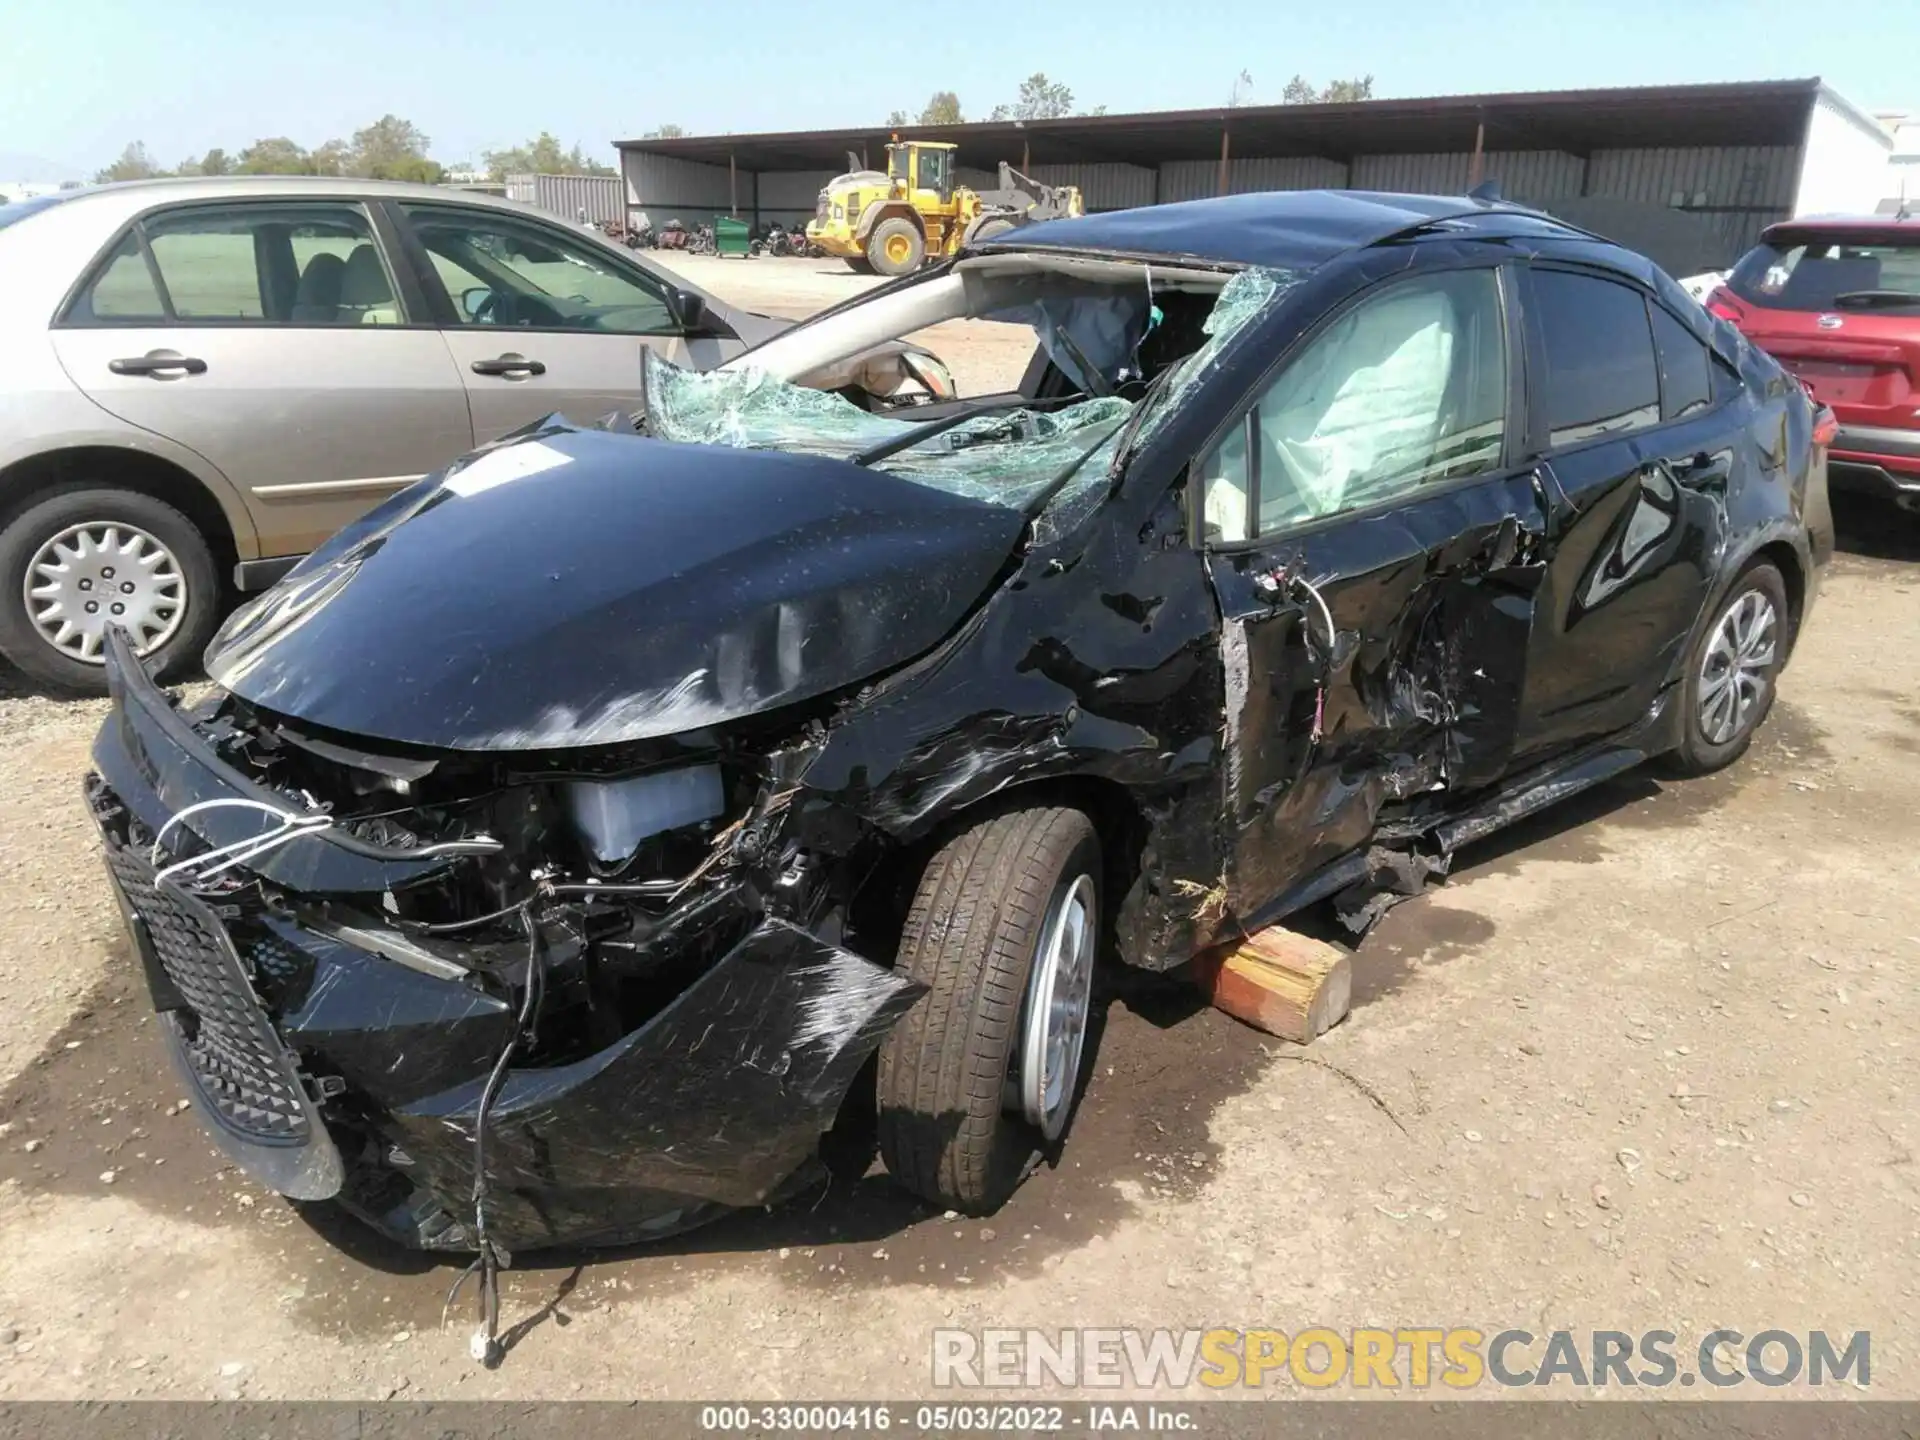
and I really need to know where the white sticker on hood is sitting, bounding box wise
[442,441,572,498]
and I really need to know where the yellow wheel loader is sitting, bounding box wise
[805,141,1084,277]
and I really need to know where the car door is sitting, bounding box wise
[389,201,727,442]
[48,199,475,558]
[1197,262,1553,916]
[1507,265,1729,763]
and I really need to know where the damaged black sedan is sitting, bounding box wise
[86,190,1833,1298]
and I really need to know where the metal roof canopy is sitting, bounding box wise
[616,79,1826,172]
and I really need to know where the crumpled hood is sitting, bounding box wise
[205,424,1027,751]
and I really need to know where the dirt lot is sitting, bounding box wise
[0,257,1916,1401]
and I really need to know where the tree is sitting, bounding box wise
[350,114,441,181]
[308,139,351,177]
[643,124,685,140]
[482,131,616,181]
[235,137,312,175]
[886,110,908,128]
[199,147,231,176]
[1320,75,1374,102]
[918,91,963,125]
[1282,74,1375,104]
[991,73,1074,122]
[94,142,165,183]
[1227,69,1254,108]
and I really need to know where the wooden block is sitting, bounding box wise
[1193,926,1352,1043]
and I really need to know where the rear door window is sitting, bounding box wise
[1649,303,1714,421]
[1727,235,1920,315]
[66,202,401,325]
[1530,268,1661,448]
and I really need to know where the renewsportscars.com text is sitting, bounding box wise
[932,1327,1870,1390]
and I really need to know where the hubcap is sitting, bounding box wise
[25,522,186,664]
[1697,588,1778,746]
[885,234,911,264]
[1015,873,1097,1141]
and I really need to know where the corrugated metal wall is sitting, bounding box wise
[622,150,735,215]
[1159,156,1348,202]
[1027,163,1158,211]
[753,169,837,231]
[1483,150,1587,200]
[504,173,624,224]
[757,170,837,209]
[1585,146,1800,208]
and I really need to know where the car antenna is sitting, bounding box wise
[1468,179,1503,206]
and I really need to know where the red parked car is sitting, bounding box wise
[1710,214,1920,514]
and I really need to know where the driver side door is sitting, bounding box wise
[387,201,725,440]
[1197,261,1553,918]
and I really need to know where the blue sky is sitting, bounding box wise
[3,0,1912,178]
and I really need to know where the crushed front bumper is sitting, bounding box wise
[86,643,922,1252]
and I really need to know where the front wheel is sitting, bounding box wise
[877,807,1101,1214]
[0,486,221,695]
[865,217,925,278]
[1661,560,1790,776]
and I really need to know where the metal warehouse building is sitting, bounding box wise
[615,78,1894,276]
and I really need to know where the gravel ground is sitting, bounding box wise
[0,260,1915,1401]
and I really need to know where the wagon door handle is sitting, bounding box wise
[470,354,546,378]
[108,353,207,378]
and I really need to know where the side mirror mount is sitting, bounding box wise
[668,287,708,334]
[459,287,493,320]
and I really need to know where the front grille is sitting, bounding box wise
[103,840,312,1143]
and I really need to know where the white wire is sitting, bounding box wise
[1295,572,1338,655]
[150,797,333,888]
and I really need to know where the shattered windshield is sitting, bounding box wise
[642,265,1294,531]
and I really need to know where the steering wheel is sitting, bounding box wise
[469,289,506,325]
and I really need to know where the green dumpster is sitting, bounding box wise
[714,216,751,258]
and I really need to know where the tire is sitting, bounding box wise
[967,216,1018,247]
[843,255,873,274]
[865,218,925,278]
[877,806,1101,1214]
[0,487,220,695]
[1660,560,1790,777]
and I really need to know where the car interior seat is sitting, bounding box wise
[289,252,347,325]
[338,245,400,325]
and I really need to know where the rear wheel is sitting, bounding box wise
[866,218,925,278]
[877,807,1101,1214]
[1661,560,1789,776]
[843,255,873,274]
[0,486,220,695]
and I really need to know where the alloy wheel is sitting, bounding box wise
[1698,588,1778,746]
[1015,872,1097,1141]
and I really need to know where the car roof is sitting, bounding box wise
[988,188,1594,270]
[26,174,558,225]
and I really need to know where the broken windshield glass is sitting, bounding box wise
[641,265,1297,527]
